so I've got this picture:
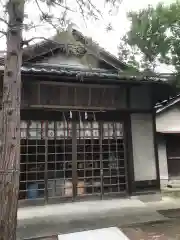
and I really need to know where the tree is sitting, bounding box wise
[0,0,122,239]
[118,2,180,75]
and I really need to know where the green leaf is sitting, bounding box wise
[118,0,180,78]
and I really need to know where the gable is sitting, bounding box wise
[35,50,99,69]
[156,104,180,133]
[24,30,124,71]
[0,29,129,72]
[72,29,128,71]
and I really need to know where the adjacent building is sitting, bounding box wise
[156,94,180,186]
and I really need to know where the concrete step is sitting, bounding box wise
[17,211,168,240]
[17,197,169,240]
[167,183,180,188]
[131,192,162,202]
[162,187,180,198]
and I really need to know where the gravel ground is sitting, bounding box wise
[122,219,180,239]
[23,208,180,240]
[24,236,58,240]
[24,220,180,240]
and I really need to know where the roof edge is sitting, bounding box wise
[71,29,129,70]
[156,94,180,114]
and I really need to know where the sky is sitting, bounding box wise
[81,0,174,56]
[0,0,176,72]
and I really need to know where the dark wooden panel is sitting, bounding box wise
[168,159,180,179]
[167,135,180,158]
[0,77,3,108]
[21,82,127,109]
[40,84,60,105]
[130,85,152,110]
[21,81,39,106]
[101,87,114,107]
[133,180,160,193]
[59,86,73,106]
[75,86,89,106]
[167,135,180,179]
[90,87,102,107]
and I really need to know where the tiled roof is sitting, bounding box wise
[6,64,173,83]
[156,94,180,113]
[0,63,175,85]
[19,64,131,80]
[0,64,175,105]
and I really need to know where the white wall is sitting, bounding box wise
[38,52,99,69]
[131,114,157,181]
[157,135,168,186]
[39,54,88,68]
[156,106,180,133]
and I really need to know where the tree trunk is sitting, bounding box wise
[0,0,24,239]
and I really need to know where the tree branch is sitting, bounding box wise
[0,30,6,36]
[86,0,102,17]
[35,0,59,31]
[52,0,75,12]
[0,17,8,25]
[22,36,67,46]
[77,0,99,20]
[76,0,87,27]
[23,23,44,31]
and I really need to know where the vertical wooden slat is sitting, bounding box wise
[152,110,161,190]
[99,122,103,199]
[126,87,135,194]
[44,121,48,203]
[88,87,91,106]
[74,87,77,106]
[37,82,40,105]
[72,116,77,200]
[151,86,160,191]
